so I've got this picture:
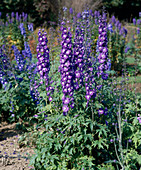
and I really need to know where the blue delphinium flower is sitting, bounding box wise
[133,18,136,25]
[11,12,14,18]
[107,24,113,33]
[124,46,130,53]
[12,45,26,71]
[23,13,28,22]
[19,23,26,38]
[69,8,73,14]
[63,7,67,12]
[0,48,11,89]
[23,41,32,61]
[111,15,116,24]
[16,12,18,21]
[28,23,33,32]
[77,12,81,18]
[137,19,141,25]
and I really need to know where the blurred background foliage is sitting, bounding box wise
[0,0,141,28]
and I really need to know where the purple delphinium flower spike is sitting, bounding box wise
[111,15,116,24]
[16,12,18,21]
[36,29,54,101]
[23,41,32,61]
[59,21,75,115]
[28,23,33,32]
[12,45,26,71]
[133,18,136,25]
[11,12,14,18]
[19,23,26,38]
[73,19,84,90]
[37,29,50,84]
[69,8,73,14]
[80,10,97,105]
[97,12,109,80]
[0,48,10,89]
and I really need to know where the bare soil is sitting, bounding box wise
[0,121,35,170]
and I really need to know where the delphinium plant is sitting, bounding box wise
[28,10,111,170]
[107,15,128,75]
[0,15,38,125]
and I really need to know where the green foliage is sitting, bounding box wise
[26,74,141,169]
[0,71,37,123]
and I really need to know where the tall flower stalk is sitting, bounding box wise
[59,21,75,115]
[36,29,54,103]
[97,12,109,80]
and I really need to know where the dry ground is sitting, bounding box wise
[0,122,35,170]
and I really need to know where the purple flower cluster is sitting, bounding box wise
[124,46,130,53]
[30,81,40,105]
[97,13,109,80]
[73,20,84,90]
[109,15,128,38]
[36,29,54,101]
[36,29,50,85]
[28,23,33,32]
[26,62,40,104]
[19,23,26,38]
[12,45,26,71]
[16,12,27,23]
[0,48,10,89]
[59,22,75,115]
[107,24,113,33]
[22,41,32,61]
[75,10,97,105]
[133,18,136,25]
[94,10,100,25]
